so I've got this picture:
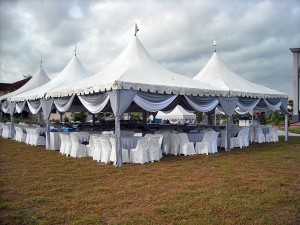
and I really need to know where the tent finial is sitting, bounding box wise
[40,58,43,68]
[213,40,218,52]
[74,44,77,56]
[134,23,139,36]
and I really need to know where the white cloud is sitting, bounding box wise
[0,0,299,99]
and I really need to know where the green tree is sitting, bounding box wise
[268,111,280,126]
[288,99,293,107]
[130,112,142,120]
[71,112,87,123]
[64,116,69,123]
[195,112,203,123]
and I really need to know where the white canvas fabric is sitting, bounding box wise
[11,55,90,101]
[0,67,50,101]
[156,105,196,121]
[194,52,288,99]
[46,36,228,98]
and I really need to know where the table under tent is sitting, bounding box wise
[3,32,288,168]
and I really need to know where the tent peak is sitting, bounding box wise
[213,40,218,52]
[74,44,77,56]
[40,58,43,68]
[134,23,139,36]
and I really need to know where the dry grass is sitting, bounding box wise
[0,137,299,225]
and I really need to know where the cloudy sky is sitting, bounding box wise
[0,0,299,99]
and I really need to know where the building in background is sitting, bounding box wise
[290,48,300,122]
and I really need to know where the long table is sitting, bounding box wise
[50,131,142,151]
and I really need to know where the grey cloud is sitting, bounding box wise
[0,0,299,100]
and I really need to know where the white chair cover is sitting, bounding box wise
[64,134,72,156]
[210,131,219,154]
[32,128,46,146]
[58,133,66,154]
[70,133,87,158]
[242,128,250,147]
[130,137,148,164]
[153,134,163,159]
[195,130,214,155]
[162,132,171,155]
[92,135,102,162]
[2,124,11,139]
[231,129,245,148]
[177,133,195,156]
[100,135,112,164]
[169,133,180,155]
[254,127,266,143]
[110,137,129,164]
[146,136,161,162]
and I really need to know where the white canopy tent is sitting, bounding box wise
[156,105,196,124]
[194,52,287,98]
[1,65,50,139]
[4,33,289,167]
[12,55,90,101]
[1,65,50,113]
[193,50,289,147]
[0,66,50,102]
[9,54,91,149]
[10,35,232,167]
[46,37,227,98]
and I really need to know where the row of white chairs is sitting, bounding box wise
[1,124,11,139]
[24,128,46,146]
[161,131,219,156]
[92,134,163,164]
[59,132,88,158]
[0,123,46,146]
[58,132,164,164]
[218,125,279,149]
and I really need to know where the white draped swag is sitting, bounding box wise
[5,90,287,155]
[1,34,289,167]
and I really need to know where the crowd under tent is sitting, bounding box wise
[4,32,289,168]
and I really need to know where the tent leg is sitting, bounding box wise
[226,116,232,151]
[115,116,123,168]
[207,112,213,126]
[285,114,288,141]
[92,114,96,126]
[59,112,64,123]
[142,110,147,127]
[45,118,50,150]
[10,114,15,140]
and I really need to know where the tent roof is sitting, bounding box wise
[12,55,90,101]
[193,52,288,98]
[156,105,196,120]
[47,36,228,98]
[0,67,50,101]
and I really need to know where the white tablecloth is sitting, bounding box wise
[50,131,91,151]
[50,132,61,150]
[187,132,205,144]
[121,136,140,150]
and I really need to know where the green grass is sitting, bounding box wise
[279,126,300,134]
[0,137,299,225]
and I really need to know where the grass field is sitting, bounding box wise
[279,126,300,134]
[0,137,299,225]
